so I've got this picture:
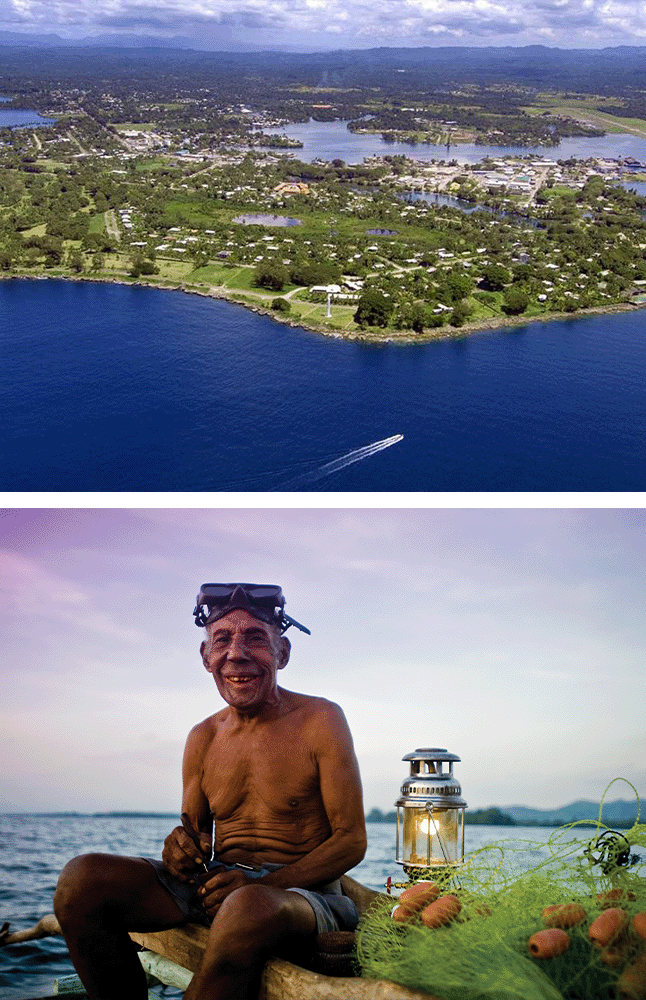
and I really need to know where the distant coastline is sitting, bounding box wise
[3,794,641,830]
[3,809,638,829]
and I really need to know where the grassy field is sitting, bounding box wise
[21,223,47,237]
[114,123,158,132]
[523,95,646,137]
[88,213,106,234]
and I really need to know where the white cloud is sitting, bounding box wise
[1,549,149,644]
[1,0,645,45]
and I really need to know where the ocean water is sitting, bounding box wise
[0,815,589,999]
[2,278,646,492]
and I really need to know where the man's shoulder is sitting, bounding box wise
[186,710,225,744]
[283,690,348,726]
[284,693,356,759]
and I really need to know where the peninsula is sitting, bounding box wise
[1,44,645,340]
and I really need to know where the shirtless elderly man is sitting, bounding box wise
[54,583,367,1000]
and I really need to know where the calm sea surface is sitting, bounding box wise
[2,278,646,491]
[0,815,591,999]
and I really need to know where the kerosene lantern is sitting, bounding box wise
[395,748,467,876]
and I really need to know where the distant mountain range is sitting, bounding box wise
[5,799,643,825]
[500,799,641,826]
[1,32,645,58]
[366,798,642,825]
[0,30,315,51]
[1,39,645,95]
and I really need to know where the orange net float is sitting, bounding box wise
[527,928,571,959]
[597,889,637,908]
[420,894,461,929]
[634,913,646,943]
[391,882,441,923]
[616,950,646,1000]
[589,907,629,948]
[600,943,632,967]
[542,903,587,929]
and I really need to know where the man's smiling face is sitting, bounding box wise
[201,608,290,714]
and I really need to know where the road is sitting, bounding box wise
[104,210,121,242]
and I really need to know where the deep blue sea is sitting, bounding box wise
[0,815,590,999]
[2,278,646,491]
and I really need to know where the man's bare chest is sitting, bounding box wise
[201,723,320,817]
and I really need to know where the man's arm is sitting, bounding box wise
[162,721,213,881]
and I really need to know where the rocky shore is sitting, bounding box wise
[4,269,644,346]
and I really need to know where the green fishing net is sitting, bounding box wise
[357,793,646,1000]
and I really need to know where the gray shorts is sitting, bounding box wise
[142,857,358,935]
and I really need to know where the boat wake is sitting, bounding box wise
[278,434,404,489]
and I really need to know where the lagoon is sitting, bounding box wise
[0,106,55,128]
[267,118,646,165]
[233,213,303,227]
[2,278,646,492]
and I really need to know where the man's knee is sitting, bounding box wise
[54,854,106,921]
[218,884,288,934]
[54,853,137,926]
[209,885,306,967]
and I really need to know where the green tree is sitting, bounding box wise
[449,300,473,327]
[67,249,84,273]
[481,262,511,291]
[354,288,393,328]
[129,253,159,278]
[502,286,530,315]
[410,303,437,333]
[254,260,289,292]
[440,268,472,304]
[271,297,291,313]
[290,259,341,287]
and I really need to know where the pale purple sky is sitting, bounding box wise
[0,0,643,49]
[1,507,644,815]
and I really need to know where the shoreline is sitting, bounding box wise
[3,269,644,344]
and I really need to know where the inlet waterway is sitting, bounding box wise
[2,278,646,492]
[266,117,646,165]
[0,103,55,128]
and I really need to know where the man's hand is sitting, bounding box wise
[196,868,251,918]
[162,825,212,882]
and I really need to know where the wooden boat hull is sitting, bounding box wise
[129,875,439,999]
[129,925,437,999]
[5,875,438,999]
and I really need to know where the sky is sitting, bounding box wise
[0,0,644,50]
[1,506,644,818]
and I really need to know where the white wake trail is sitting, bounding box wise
[281,434,403,488]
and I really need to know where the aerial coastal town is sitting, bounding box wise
[1,45,645,339]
